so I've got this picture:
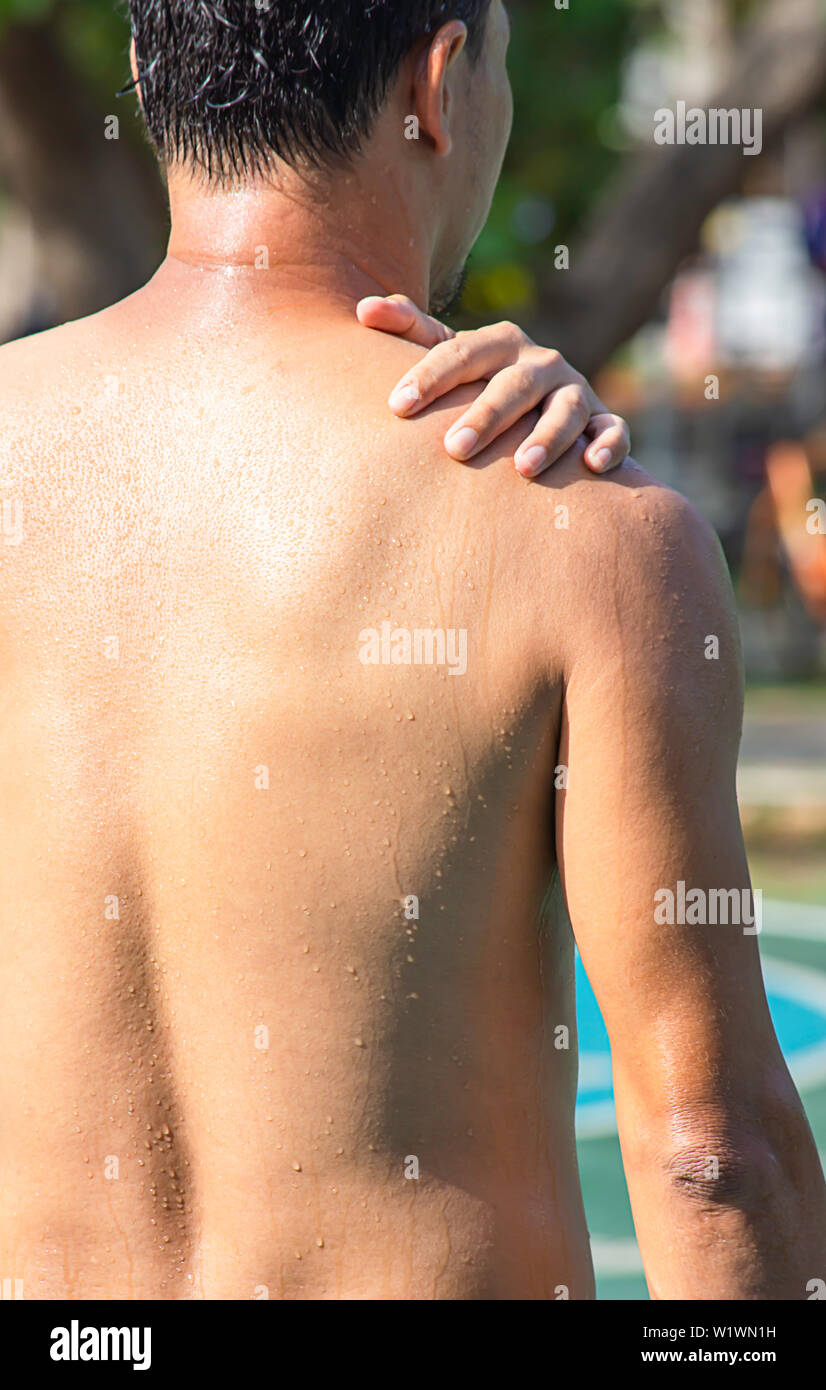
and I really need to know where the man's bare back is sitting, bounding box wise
[0,263,616,1298]
[4,252,825,1299]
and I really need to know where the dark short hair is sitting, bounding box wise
[128,1,492,181]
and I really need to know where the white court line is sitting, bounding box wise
[590,1238,644,1276]
[759,899,826,942]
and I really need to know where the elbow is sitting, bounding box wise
[660,1094,818,1215]
[663,1135,783,1212]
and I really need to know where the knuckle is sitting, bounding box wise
[409,363,434,393]
[500,320,525,347]
[451,333,475,369]
[524,346,552,373]
[568,383,591,416]
[421,341,453,375]
[512,362,539,394]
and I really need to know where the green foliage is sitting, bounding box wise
[58,1,133,109]
[0,0,128,63]
[0,0,57,28]
[465,0,777,319]
[0,0,142,147]
[466,0,644,317]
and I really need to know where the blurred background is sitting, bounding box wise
[0,0,824,1299]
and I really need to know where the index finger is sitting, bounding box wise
[387,325,530,418]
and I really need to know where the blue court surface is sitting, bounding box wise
[576,898,826,1299]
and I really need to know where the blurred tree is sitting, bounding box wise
[0,0,166,337]
[509,0,826,375]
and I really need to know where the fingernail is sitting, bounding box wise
[516,445,547,477]
[389,383,421,414]
[591,448,612,472]
[445,427,479,460]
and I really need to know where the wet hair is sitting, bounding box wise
[127,1,492,181]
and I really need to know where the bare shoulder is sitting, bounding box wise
[562,456,736,639]
[448,446,744,706]
[368,338,721,591]
[527,455,744,733]
[352,336,736,668]
[0,312,115,420]
[0,311,127,479]
[0,311,108,382]
[534,454,730,592]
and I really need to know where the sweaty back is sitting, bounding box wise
[0,284,592,1299]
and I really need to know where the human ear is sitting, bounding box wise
[412,21,468,158]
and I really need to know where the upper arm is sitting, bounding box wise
[554,477,789,1164]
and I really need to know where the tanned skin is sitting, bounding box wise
[0,0,823,1298]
